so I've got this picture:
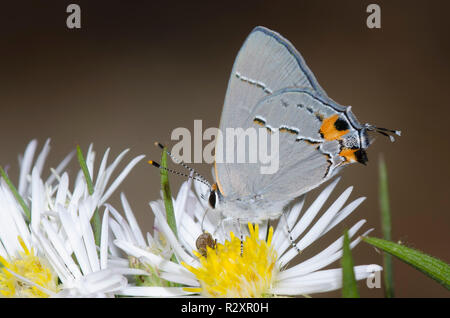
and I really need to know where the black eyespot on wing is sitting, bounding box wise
[334,117,350,131]
[355,149,368,165]
[208,190,217,208]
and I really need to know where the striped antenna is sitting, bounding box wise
[154,142,211,187]
[365,124,401,142]
[148,160,211,188]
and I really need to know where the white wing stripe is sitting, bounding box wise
[235,71,273,94]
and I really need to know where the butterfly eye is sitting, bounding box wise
[208,190,217,209]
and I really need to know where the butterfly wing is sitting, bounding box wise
[217,88,354,203]
[241,89,352,202]
[220,26,327,128]
[216,26,331,198]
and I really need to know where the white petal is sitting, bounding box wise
[100,208,110,270]
[177,205,203,255]
[106,203,136,244]
[278,220,368,282]
[275,178,340,257]
[278,186,353,264]
[271,281,338,296]
[18,139,37,196]
[96,149,129,197]
[46,150,75,186]
[272,197,305,251]
[100,154,145,205]
[78,202,100,272]
[83,271,127,294]
[109,218,126,241]
[174,180,190,222]
[4,267,57,297]
[277,227,372,279]
[0,191,22,256]
[321,197,366,237]
[85,144,96,182]
[58,206,93,275]
[55,173,69,208]
[150,201,199,267]
[193,178,210,211]
[174,180,199,252]
[61,269,127,297]
[120,193,146,247]
[94,148,111,194]
[33,229,74,284]
[273,265,382,296]
[33,138,51,179]
[118,286,195,297]
[40,218,82,279]
[159,271,200,287]
[69,175,86,213]
[0,183,32,248]
[107,226,123,257]
[108,257,129,268]
[31,167,45,233]
[114,239,196,279]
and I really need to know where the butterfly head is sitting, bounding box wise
[208,183,223,209]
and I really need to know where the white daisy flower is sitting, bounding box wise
[34,204,146,298]
[0,139,73,297]
[106,191,186,290]
[114,176,382,297]
[0,139,145,297]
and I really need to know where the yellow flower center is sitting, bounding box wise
[183,223,278,298]
[0,237,59,298]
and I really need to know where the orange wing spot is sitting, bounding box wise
[339,148,358,163]
[253,118,265,126]
[320,114,349,141]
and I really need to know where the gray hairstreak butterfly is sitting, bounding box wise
[152,26,400,224]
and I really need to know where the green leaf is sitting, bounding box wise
[342,230,360,298]
[76,145,94,195]
[0,166,31,224]
[76,145,101,246]
[363,236,450,290]
[159,148,179,265]
[378,156,395,297]
[160,148,177,239]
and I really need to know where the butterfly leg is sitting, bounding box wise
[282,212,302,255]
[232,218,244,256]
[238,220,244,257]
[217,217,246,256]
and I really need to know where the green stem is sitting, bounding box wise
[160,147,177,238]
[76,145,101,246]
[342,230,360,298]
[378,156,395,297]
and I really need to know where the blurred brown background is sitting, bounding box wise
[0,1,449,297]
